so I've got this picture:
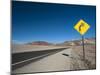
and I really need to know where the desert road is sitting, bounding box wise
[12,44,96,74]
[12,47,72,73]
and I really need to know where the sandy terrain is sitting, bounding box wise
[70,45,96,70]
[12,44,96,74]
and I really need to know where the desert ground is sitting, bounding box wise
[12,43,96,74]
[70,45,96,70]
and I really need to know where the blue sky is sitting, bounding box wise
[12,1,96,43]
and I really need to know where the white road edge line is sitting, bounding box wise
[12,52,56,66]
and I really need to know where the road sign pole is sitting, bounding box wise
[82,35,85,60]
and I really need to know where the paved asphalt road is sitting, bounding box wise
[12,48,67,64]
[12,48,72,74]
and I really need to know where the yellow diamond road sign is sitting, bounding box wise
[74,19,90,35]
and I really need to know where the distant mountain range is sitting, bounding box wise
[26,41,53,46]
[12,38,95,46]
[25,38,95,46]
[56,38,95,46]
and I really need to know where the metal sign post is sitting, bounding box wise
[82,35,85,60]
